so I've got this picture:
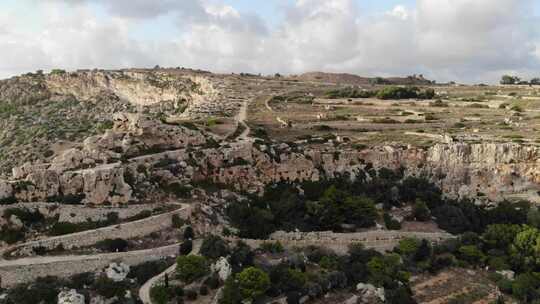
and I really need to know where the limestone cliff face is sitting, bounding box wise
[6,115,540,205]
[45,71,209,107]
[194,142,540,202]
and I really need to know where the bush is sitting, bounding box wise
[183,226,194,240]
[176,255,209,283]
[7,276,64,304]
[151,284,172,304]
[93,276,129,299]
[236,267,271,300]
[129,260,170,283]
[200,235,229,259]
[383,213,401,230]
[0,225,25,244]
[96,238,129,252]
[259,242,284,254]
[412,200,431,222]
[179,240,193,255]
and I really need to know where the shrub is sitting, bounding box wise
[96,238,129,252]
[176,255,209,283]
[151,284,171,304]
[200,235,229,259]
[412,200,431,221]
[128,260,170,283]
[0,225,25,244]
[179,240,193,255]
[383,213,401,230]
[93,276,129,299]
[183,226,194,240]
[259,242,284,254]
[236,267,271,300]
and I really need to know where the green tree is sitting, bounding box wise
[219,277,243,304]
[412,199,431,222]
[512,226,540,268]
[367,253,409,287]
[176,255,209,283]
[527,208,540,228]
[512,273,540,302]
[150,284,171,304]
[200,235,230,259]
[501,75,519,85]
[397,238,420,256]
[344,196,378,228]
[482,224,522,251]
[236,267,271,300]
[457,245,485,265]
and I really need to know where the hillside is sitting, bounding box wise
[294,71,434,86]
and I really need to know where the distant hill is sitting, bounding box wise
[294,72,434,86]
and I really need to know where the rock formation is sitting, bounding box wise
[57,289,85,304]
[5,113,540,205]
[105,262,130,282]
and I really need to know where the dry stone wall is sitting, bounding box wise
[0,203,162,224]
[0,244,179,288]
[229,230,453,254]
[5,205,191,258]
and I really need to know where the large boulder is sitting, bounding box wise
[58,289,85,304]
[211,257,232,281]
[105,262,130,282]
[356,283,385,304]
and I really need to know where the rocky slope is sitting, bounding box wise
[2,113,539,205]
[0,69,226,175]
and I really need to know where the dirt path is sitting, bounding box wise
[237,100,250,140]
[139,239,202,304]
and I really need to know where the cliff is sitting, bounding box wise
[3,114,540,205]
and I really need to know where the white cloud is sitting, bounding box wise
[1,0,539,83]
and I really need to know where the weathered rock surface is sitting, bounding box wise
[6,113,540,205]
[58,289,85,304]
[356,283,385,303]
[211,257,232,281]
[105,262,130,282]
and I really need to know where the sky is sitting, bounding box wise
[1,0,540,83]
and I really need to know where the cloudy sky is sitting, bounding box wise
[1,0,539,83]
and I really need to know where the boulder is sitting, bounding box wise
[356,283,385,304]
[58,289,85,304]
[496,270,515,281]
[105,262,130,282]
[211,257,232,281]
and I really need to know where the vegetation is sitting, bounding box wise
[176,255,210,283]
[200,235,230,259]
[325,86,436,100]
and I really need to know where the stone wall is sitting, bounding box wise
[5,205,191,258]
[0,244,179,288]
[228,230,454,254]
[0,202,162,224]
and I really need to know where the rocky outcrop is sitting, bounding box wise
[58,289,85,304]
[6,113,540,205]
[211,257,232,281]
[105,262,130,282]
[356,283,385,303]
